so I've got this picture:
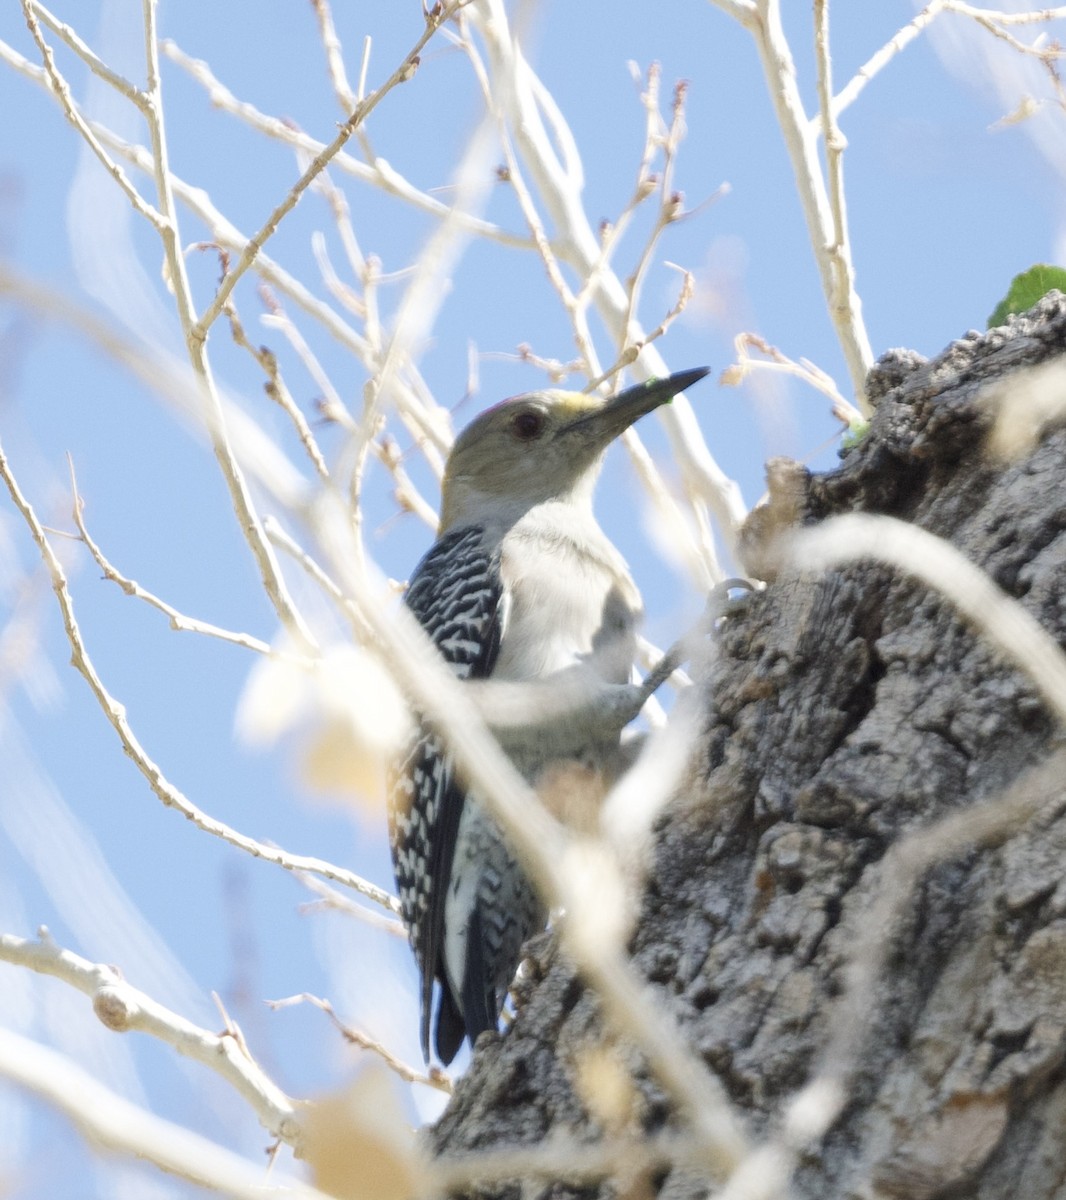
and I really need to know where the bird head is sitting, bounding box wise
[439,367,709,532]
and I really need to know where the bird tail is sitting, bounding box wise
[458,905,498,1048]
[433,973,468,1066]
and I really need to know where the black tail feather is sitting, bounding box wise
[434,974,467,1066]
[459,906,497,1048]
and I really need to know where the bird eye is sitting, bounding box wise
[510,409,546,441]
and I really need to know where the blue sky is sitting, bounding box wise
[1,1,1064,1193]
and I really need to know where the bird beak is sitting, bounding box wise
[568,367,711,448]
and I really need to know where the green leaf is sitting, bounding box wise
[988,264,1066,328]
[841,418,869,452]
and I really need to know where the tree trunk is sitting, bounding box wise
[431,295,1066,1200]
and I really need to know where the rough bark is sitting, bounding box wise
[431,294,1066,1200]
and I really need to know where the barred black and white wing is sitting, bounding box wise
[386,524,504,1063]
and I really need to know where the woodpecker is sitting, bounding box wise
[388,367,709,1065]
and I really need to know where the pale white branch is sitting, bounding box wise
[722,332,862,427]
[160,36,527,248]
[829,1,947,123]
[31,0,148,109]
[0,930,299,1144]
[0,1027,330,1199]
[470,0,747,566]
[814,0,856,382]
[0,436,399,915]
[68,458,277,656]
[830,4,1066,126]
[268,992,450,1094]
[345,112,498,571]
[296,872,407,937]
[308,190,367,316]
[139,0,318,653]
[707,0,873,410]
[192,1,472,337]
[310,0,359,112]
[19,2,164,229]
[223,294,335,485]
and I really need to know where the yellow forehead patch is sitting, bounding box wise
[484,389,596,418]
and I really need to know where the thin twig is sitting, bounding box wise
[346,110,498,571]
[309,186,367,316]
[573,61,664,326]
[193,1,471,338]
[813,0,859,371]
[829,1,947,123]
[68,457,278,656]
[296,872,407,937]
[721,332,861,426]
[139,0,318,651]
[225,296,334,485]
[161,35,527,247]
[20,2,164,229]
[310,0,359,112]
[707,0,873,410]
[828,5,1066,140]
[0,437,399,914]
[31,0,149,110]
[268,993,450,1094]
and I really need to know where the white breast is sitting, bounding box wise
[493,504,643,686]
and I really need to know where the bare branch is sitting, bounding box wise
[268,992,451,1094]
[160,36,527,247]
[830,1,948,122]
[721,332,862,427]
[0,437,399,914]
[192,1,471,337]
[19,2,164,229]
[138,0,318,652]
[830,4,1066,135]
[31,0,148,109]
[310,0,359,112]
[707,0,874,410]
[224,295,335,486]
[0,1027,331,1199]
[0,930,299,1143]
[296,872,407,936]
[68,457,278,656]
[813,0,859,385]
